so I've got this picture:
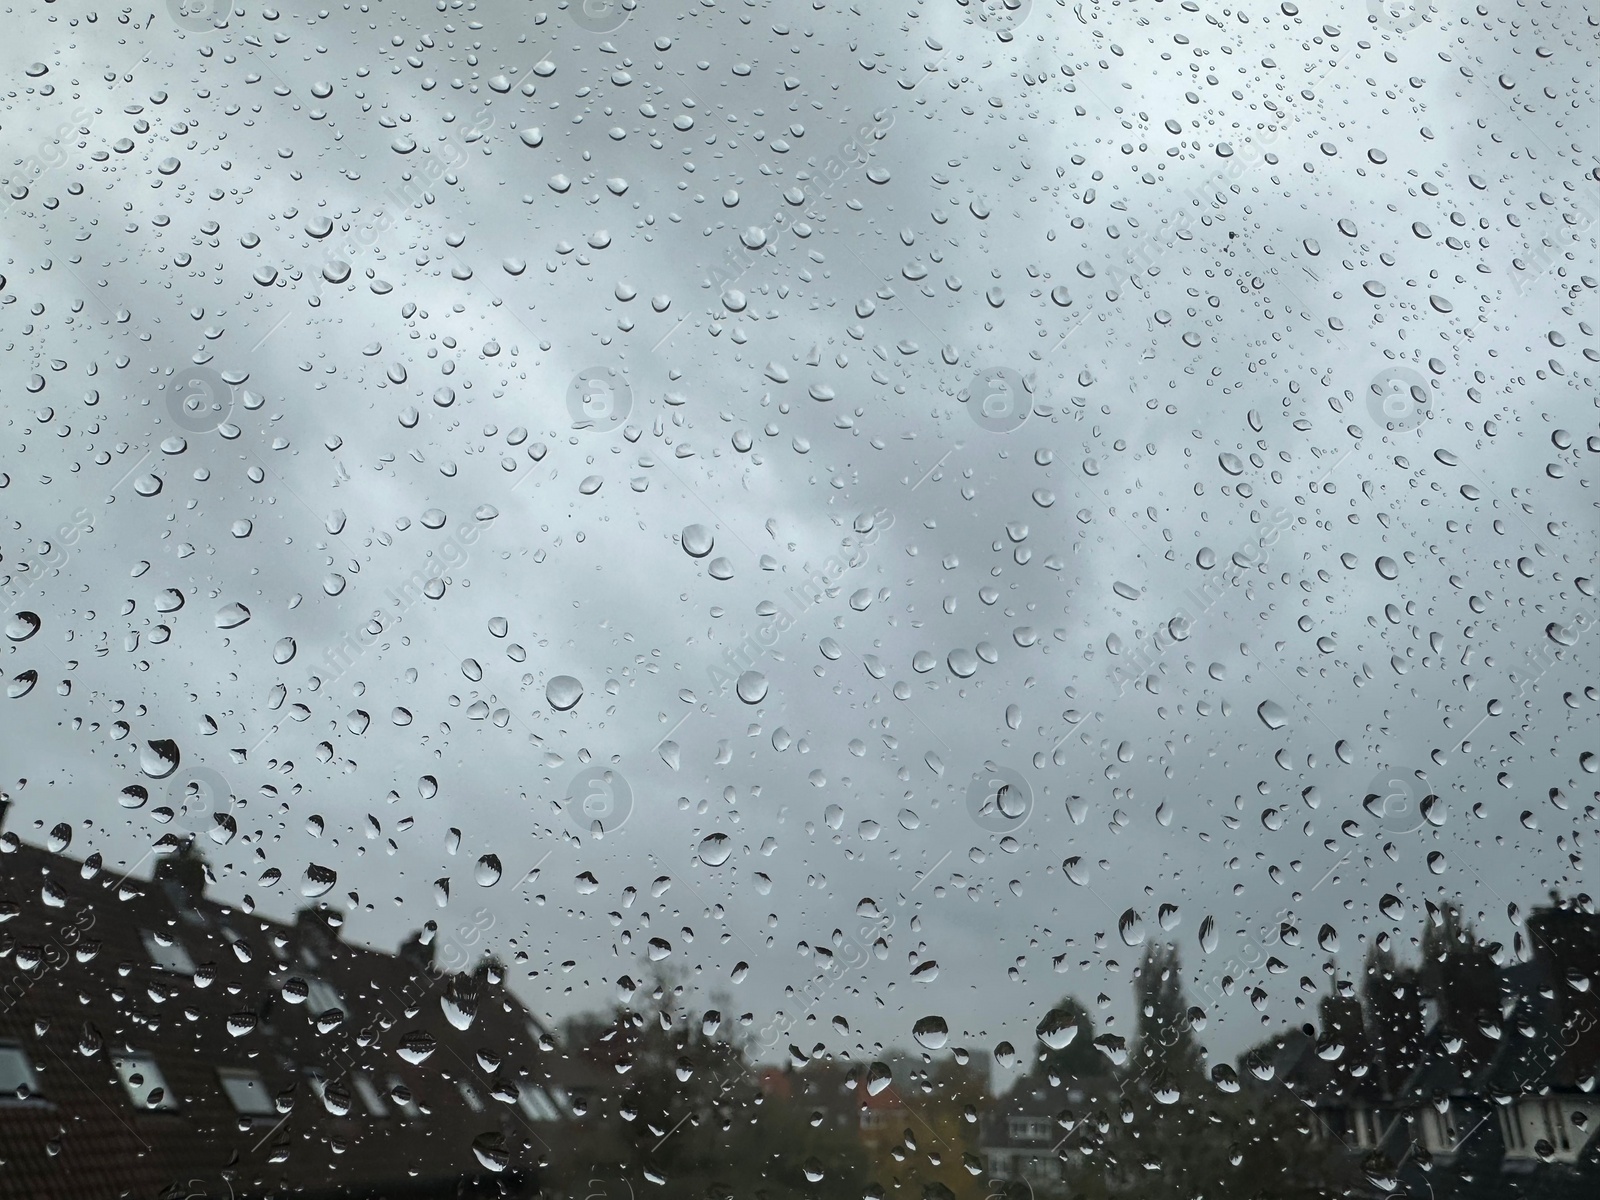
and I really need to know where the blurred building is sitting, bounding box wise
[978,1080,1114,1199]
[1285,897,1600,1196]
[0,805,595,1199]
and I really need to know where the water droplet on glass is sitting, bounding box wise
[736,671,768,704]
[215,603,251,629]
[547,675,584,712]
[300,863,337,898]
[672,524,721,567]
[1257,700,1288,730]
[141,740,181,779]
[5,612,41,641]
[698,833,732,867]
[913,1016,949,1049]
[1118,909,1146,946]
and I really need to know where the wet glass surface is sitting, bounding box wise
[1,0,1598,1196]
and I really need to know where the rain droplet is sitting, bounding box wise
[1036,1009,1079,1050]
[397,1030,437,1064]
[1118,909,1146,947]
[947,648,978,677]
[913,1016,949,1050]
[215,603,251,629]
[546,675,584,712]
[698,833,732,867]
[677,523,714,558]
[5,612,41,641]
[300,863,337,898]
[1257,700,1289,730]
[141,740,181,780]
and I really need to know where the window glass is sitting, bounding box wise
[0,1045,41,1100]
[218,1069,276,1117]
[113,1054,178,1112]
[140,929,197,975]
[2,2,1597,1197]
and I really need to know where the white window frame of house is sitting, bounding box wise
[113,1052,179,1111]
[1502,1102,1537,1156]
[140,929,197,975]
[1544,1100,1573,1154]
[1510,1106,1527,1152]
[1354,1108,1381,1149]
[0,1043,43,1102]
[217,1067,276,1117]
[1423,1108,1458,1153]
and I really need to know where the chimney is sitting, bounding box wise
[294,906,341,967]
[398,924,436,976]
[153,836,207,910]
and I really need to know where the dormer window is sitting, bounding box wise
[0,1044,44,1104]
[141,930,197,975]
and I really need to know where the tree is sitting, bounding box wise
[1129,943,1203,1090]
[1361,941,1427,1095]
[1030,996,1109,1084]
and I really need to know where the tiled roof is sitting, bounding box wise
[0,833,591,1200]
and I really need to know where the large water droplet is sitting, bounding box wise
[1118,909,1146,947]
[300,863,338,898]
[913,1016,949,1050]
[698,833,731,867]
[397,1030,437,1064]
[475,854,503,886]
[141,740,181,779]
[1037,1009,1080,1050]
[5,612,41,641]
[546,675,584,711]
[681,524,714,558]
[215,603,251,629]
[735,671,768,704]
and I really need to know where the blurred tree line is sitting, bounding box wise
[536,944,1362,1200]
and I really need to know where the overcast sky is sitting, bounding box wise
[2,0,1597,1089]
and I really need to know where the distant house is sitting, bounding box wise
[857,1081,907,1155]
[979,1082,1107,1197]
[1482,904,1600,1182]
[0,803,594,1199]
[1285,897,1600,1196]
[780,1060,861,1137]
